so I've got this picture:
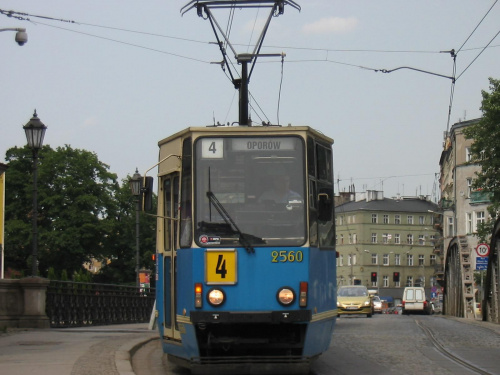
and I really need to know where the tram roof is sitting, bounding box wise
[158,125,333,147]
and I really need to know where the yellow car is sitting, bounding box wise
[337,285,373,318]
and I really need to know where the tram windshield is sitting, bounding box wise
[194,136,306,247]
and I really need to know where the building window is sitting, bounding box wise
[448,217,454,237]
[339,216,344,225]
[430,235,436,246]
[371,233,377,243]
[349,234,352,244]
[466,147,472,162]
[467,178,472,198]
[467,212,473,234]
[407,276,413,287]
[383,276,389,287]
[394,234,400,244]
[395,215,401,224]
[407,215,414,225]
[382,233,389,244]
[419,216,425,225]
[335,235,338,245]
[339,254,343,266]
[407,254,414,266]
[353,234,357,244]
[383,254,389,266]
[371,254,378,265]
[372,214,378,224]
[340,234,344,244]
[430,254,436,265]
[407,234,413,245]
[383,214,389,224]
[418,235,425,245]
[395,254,401,266]
[476,211,485,232]
[419,254,425,266]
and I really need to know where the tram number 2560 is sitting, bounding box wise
[271,250,303,263]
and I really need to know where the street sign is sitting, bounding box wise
[475,243,490,257]
[476,256,489,271]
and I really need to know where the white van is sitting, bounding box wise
[402,287,432,315]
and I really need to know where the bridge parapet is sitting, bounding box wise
[0,277,50,329]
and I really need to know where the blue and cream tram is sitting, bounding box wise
[146,125,337,373]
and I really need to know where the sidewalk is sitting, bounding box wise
[0,324,158,375]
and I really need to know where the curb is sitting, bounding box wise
[116,335,158,375]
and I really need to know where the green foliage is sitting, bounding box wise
[463,78,500,240]
[3,144,156,283]
[61,269,69,281]
[47,267,57,280]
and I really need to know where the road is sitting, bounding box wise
[133,314,500,375]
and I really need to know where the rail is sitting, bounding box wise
[46,280,155,328]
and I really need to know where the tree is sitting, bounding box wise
[4,145,120,277]
[463,77,500,240]
[94,179,157,285]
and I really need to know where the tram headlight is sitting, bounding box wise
[277,287,295,306]
[207,288,225,307]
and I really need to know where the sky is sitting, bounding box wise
[1,1,499,202]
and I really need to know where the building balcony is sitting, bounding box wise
[439,198,454,210]
[470,190,492,205]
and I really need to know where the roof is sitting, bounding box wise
[336,197,438,214]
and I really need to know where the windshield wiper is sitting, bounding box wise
[206,191,256,253]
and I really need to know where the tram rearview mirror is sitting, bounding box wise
[142,176,154,211]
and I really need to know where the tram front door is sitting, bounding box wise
[162,173,181,340]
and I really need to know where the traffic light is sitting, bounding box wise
[393,272,400,283]
[371,272,377,283]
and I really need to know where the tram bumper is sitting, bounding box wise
[187,310,313,368]
[190,309,311,323]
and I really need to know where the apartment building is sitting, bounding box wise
[438,118,491,266]
[335,190,441,303]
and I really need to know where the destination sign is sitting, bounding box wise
[232,138,296,151]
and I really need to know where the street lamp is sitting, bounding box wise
[0,28,28,46]
[23,110,47,276]
[129,168,142,287]
[0,163,8,280]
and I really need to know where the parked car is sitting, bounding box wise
[475,302,482,318]
[372,295,383,313]
[402,287,432,315]
[337,285,373,318]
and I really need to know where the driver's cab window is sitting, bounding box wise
[194,136,306,247]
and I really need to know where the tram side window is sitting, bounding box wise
[164,179,172,251]
[164,175,179,251]
[308,137,318,246]
[180,138,193,248]
[316,143,335,249]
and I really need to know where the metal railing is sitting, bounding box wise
[46,280,155,328]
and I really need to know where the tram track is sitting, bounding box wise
[415,319,493,375]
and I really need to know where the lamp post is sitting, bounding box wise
[0,28,28,46]
[0,163,8,279]
[129,168,142,287]
[23,110,47,276]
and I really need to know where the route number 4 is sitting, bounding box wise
[202,139,223,158]
[216,254,227,278]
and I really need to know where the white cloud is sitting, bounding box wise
[302,17,358,34]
